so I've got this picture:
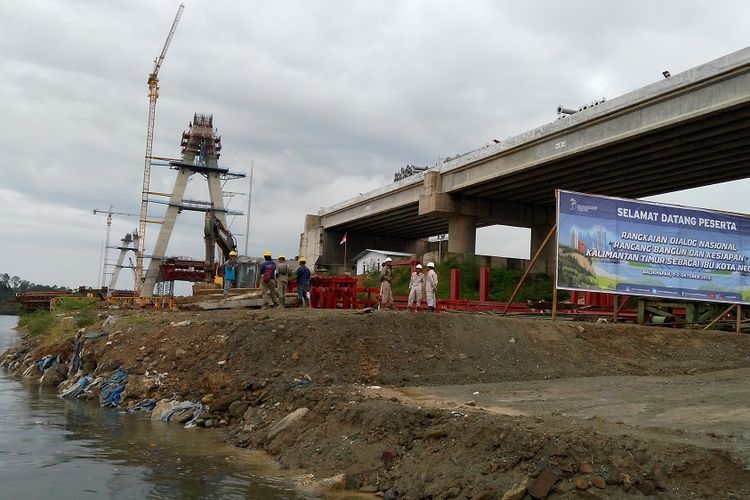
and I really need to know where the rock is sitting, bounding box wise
[443,487,460,498]
[319,473,346,491]
[558,462,573,474]
[201,393,214,404]
[652,463,668,490]
[291,351,300,361]
[571,476,589,490]
[151,399,174,421]
[528,468,558,499]
[605,468,620,485]
[217,360,226,366]
[204,419,215,428]
[579,462,594,474]
[359,485,378,493]
[170,320,192,327]
[175,348,187,357]
[229,401,249,418]
[266,407,309,439]
[592,476,606,489]
[243,404,259,419]
[39,365,66,387]
[636,479,655,495]
[171,408,196,424]
[210,393,242,412]
[501,478,530,500]
[381,448,399,464]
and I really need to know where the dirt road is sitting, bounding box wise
[380,367,750,465]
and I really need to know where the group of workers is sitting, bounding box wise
[222,251,311,308]
[224,251,439,312]
[379,258,439,312]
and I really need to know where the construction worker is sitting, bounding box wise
[223,250,238,298]
[296,257,311,307]
[379,257,394,309]
[260,250,279,308]
[425,261,438,312]
[276,255,292,308]
[407,263,424,310]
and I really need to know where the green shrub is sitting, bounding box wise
[18,309,56,337]
[55,297,100,312]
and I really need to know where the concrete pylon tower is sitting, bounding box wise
[142,114,230,297]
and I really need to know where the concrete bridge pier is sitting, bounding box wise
[299,214,425,272]
[530,223,556,274]
[447,214,476,255]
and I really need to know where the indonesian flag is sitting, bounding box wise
[340,233,347,245]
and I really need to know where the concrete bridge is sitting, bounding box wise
[300,47,750,272]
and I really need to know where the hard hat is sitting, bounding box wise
[416,264,423,269]
[299,256,306,262]
[427,261,435,268]
[229,250,237,256]
[263,250,272,257]
[384,257,392,263]
[278,255,286,260]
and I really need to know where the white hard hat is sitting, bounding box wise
[427,262,435,268]
[384,257,392,263]
[415,264,423,269]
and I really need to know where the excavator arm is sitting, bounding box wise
[204,210,237,281]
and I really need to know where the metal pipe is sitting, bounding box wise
[557,105,577,115]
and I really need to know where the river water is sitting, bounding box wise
[0,315,315,499]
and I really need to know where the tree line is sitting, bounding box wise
[0,273,69,314]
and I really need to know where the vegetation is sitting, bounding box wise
[0,272,70,315]
[16,295,100,345]
[362,256,561,302]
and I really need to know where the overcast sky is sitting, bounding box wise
[1,0,748,290]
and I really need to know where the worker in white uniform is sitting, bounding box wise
[407,263,424,311]
[425,261,438,312]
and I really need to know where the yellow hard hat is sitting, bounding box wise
[229,250,237,256]
[278,255,286,260]
[263,250,272,257]
[299,256,306,262]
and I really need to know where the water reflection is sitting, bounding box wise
[0,315,314,500]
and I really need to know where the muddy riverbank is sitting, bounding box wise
[3,308,750,498]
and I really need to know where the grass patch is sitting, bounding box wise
[18,310,56,337]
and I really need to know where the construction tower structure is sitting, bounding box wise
[108,230,139,292]
[93,207,137,289]
[136,3,184,295]
[141,114,245,297]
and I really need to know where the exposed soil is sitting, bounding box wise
[3,308,750,499]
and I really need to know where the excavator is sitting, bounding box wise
[204,210,237,283]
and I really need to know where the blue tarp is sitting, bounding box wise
[127,399,158,414]
[99,367,128,407]
[37,355,60,372]
[60,374,93,399]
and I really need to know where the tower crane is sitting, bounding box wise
[136,3,185,294]
[94,207,138,289]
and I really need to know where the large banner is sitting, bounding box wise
[556,190,750,305]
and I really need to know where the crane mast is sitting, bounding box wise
[136,3,184,294]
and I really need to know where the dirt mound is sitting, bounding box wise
[4,309,750,498]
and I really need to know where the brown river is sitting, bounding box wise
[0,315,318,499]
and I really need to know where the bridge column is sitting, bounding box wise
[447,214,476,255]
[529,223,556,274]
